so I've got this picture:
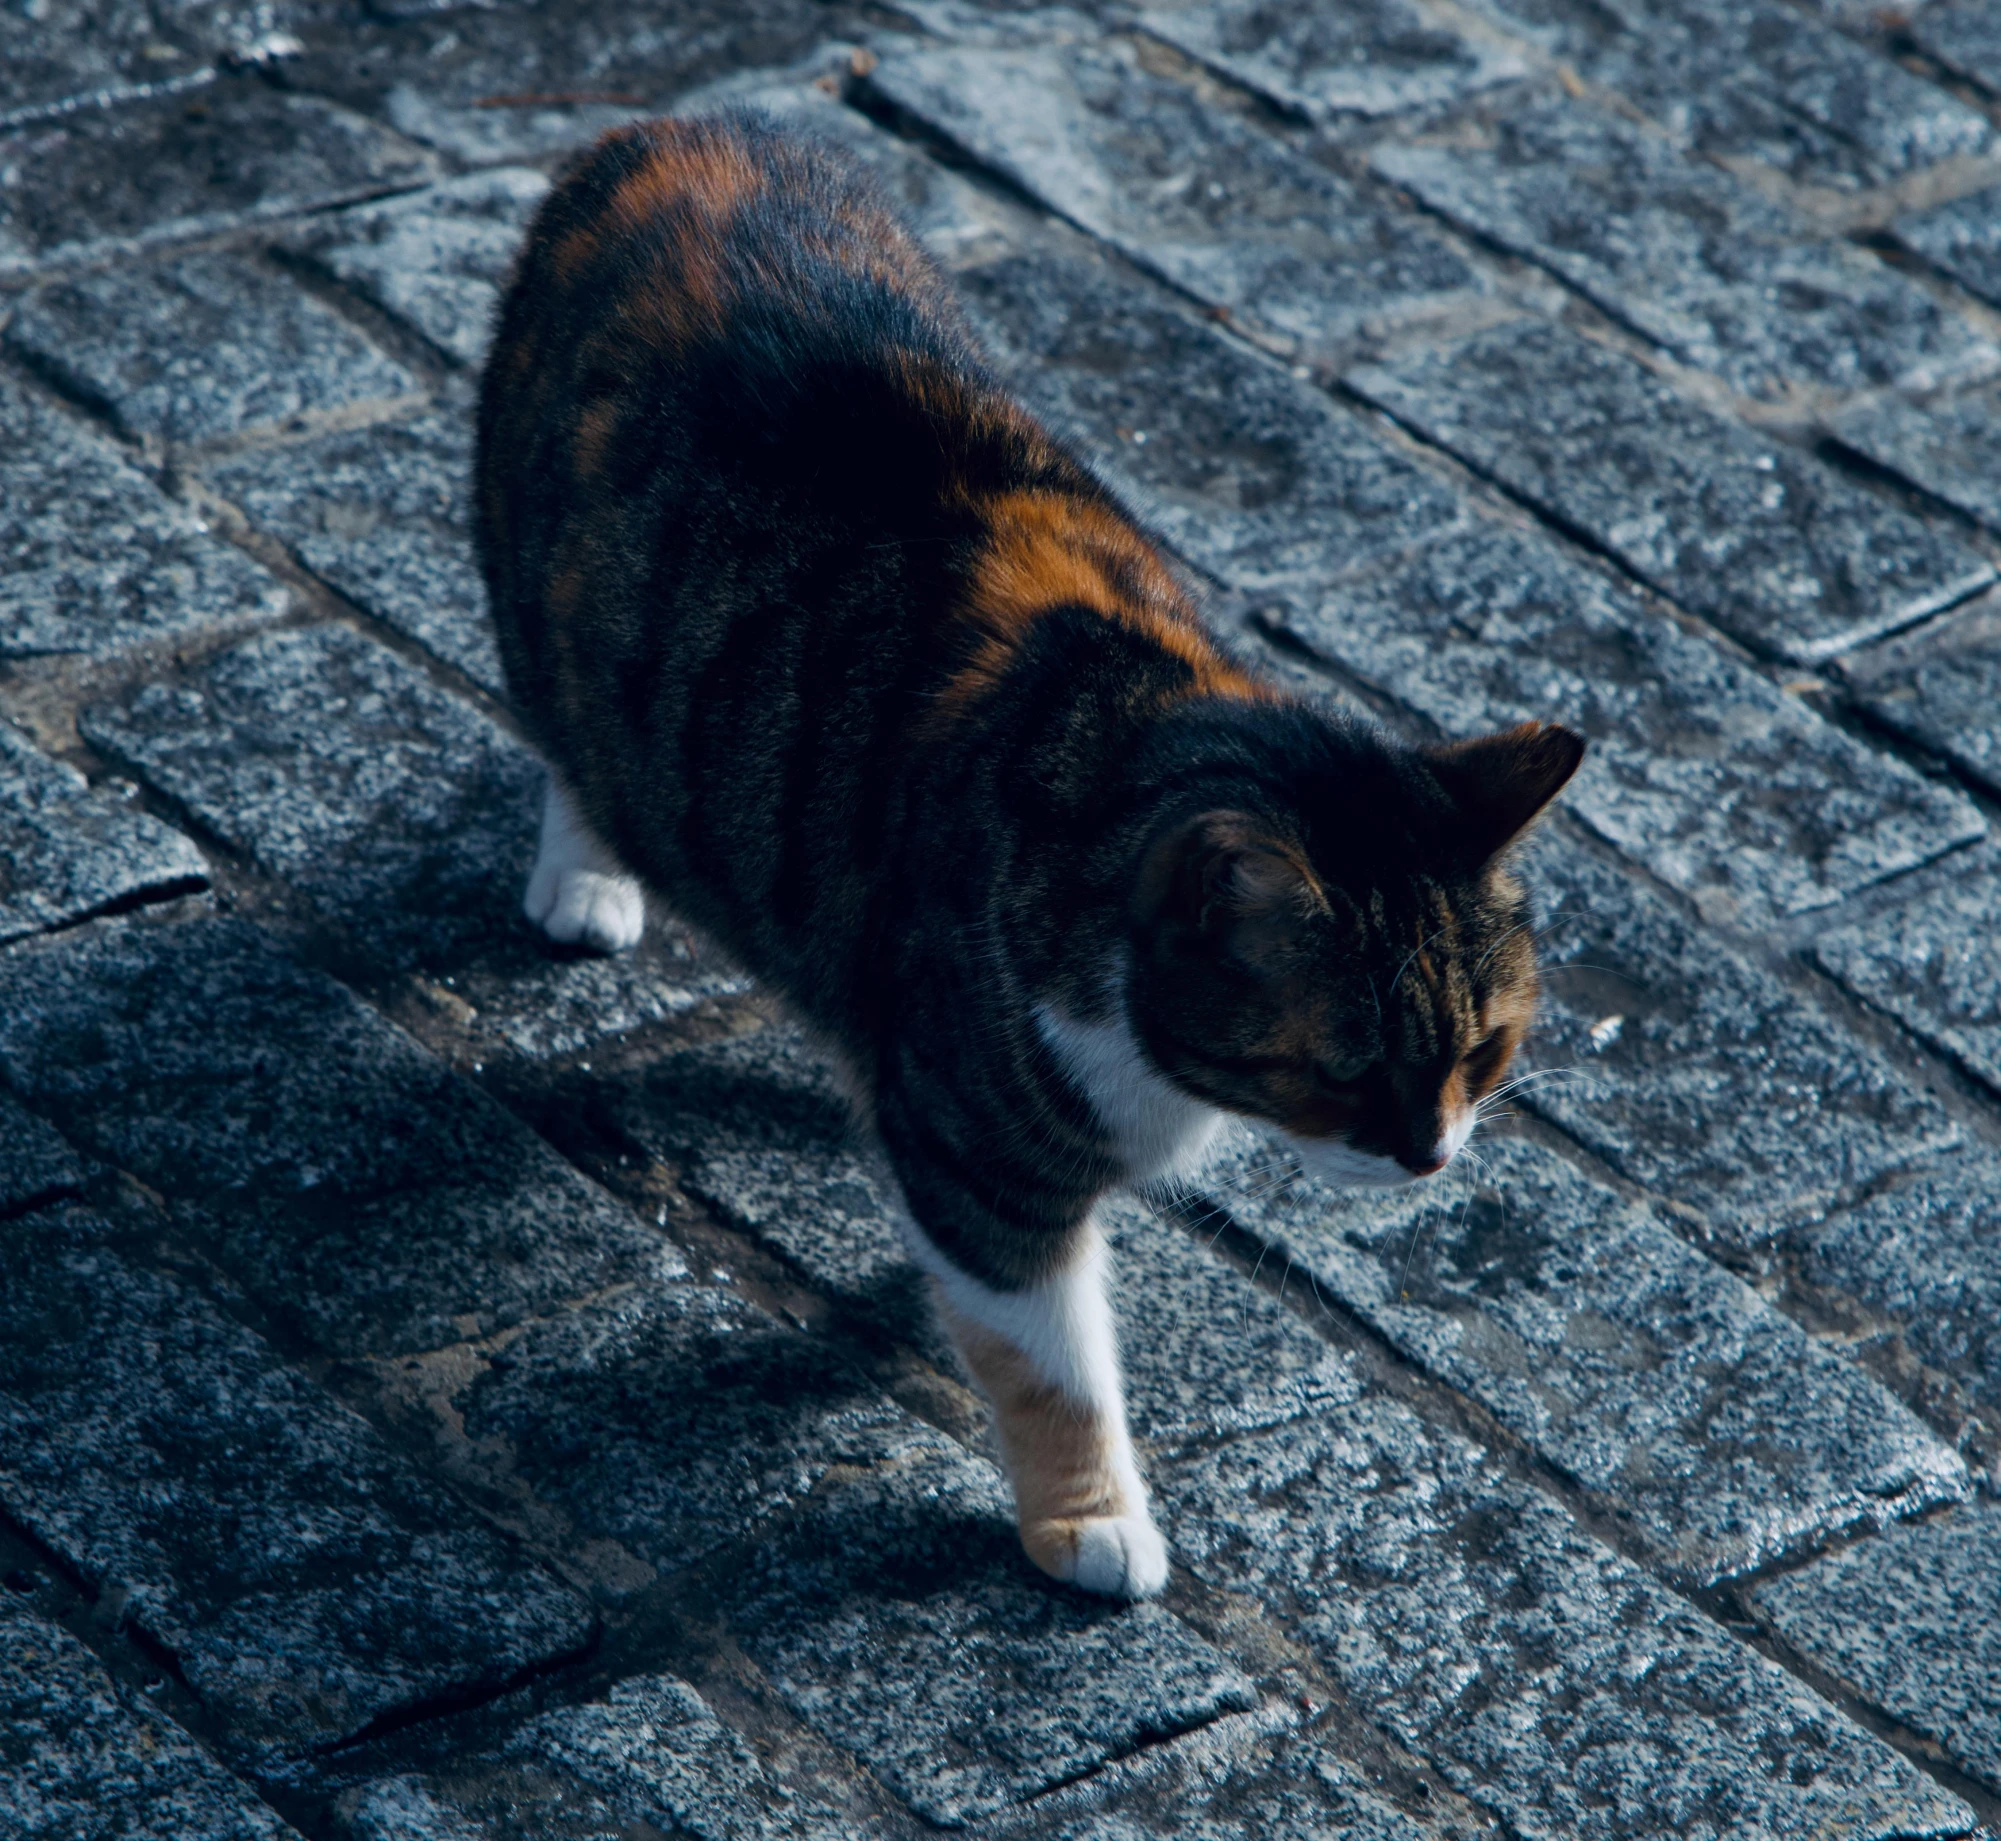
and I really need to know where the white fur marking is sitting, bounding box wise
[1036,994,1224,1188]
[524,778,645,954]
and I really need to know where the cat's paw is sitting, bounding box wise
[525,864,645,954]
[1021,1513,1169,1599]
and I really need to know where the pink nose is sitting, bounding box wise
[1402,1152,1448,1178]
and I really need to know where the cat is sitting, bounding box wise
[475,110,1583,1599]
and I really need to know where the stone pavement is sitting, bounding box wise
[3,1,2001,1835]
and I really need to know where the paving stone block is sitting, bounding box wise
[1913,1,2001,96]
[1276,522,1985,925]
[0,913,680,1358]
[1839,590,2001,798]
[6,250,416,447]
[0,1091,86,1220]
[1812,857,2001,1100]
[0,4,210,120]
[1373,91,1992,399]
[0,1204,595,1769]
[0,79,435,277]
[1516,832,1962,1235]
[201,408,502,693]
[0,1592,296,1841]
[1752,1502,2001,1796]
[1832,382,2001,535]
[1136,0,1526,120]
[868,39,1480,357]
[0,720,207,944]
[1153,1398,1975,1840]
[0,374,290,660]
[732,1432,1259,1826]
[281,168,550,369]
[1347,320,1996,663]
[957,244,1463,594]
[1200,1128,1966,1585]
[1895,183,2001,312]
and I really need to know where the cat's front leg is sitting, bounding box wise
[524,776,645,953]
[927,1227,1167,1599]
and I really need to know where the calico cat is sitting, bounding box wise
[475,111,1583,1599]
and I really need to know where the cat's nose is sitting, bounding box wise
[1401,1151,1448,1177]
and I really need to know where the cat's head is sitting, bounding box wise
[1126,712,1584,1187]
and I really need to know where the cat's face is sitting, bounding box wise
[1127,720,1582,1187]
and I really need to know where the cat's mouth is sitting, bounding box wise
[1289,1109,1474,1190]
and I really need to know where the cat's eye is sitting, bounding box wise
[1309,1062,1362,1097]
[1463,1030,1510,1081]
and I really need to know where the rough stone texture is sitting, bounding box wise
[201,407,503,693]
[0,720,207,944]
[0,373,291,659]
[1275,520,1986,926]
[868,39,1480,357]
[1838,589,2001,798]
[0,1594,296,1841]
[1136,0,1526,120]
[0,1204,595,1770]
[1832,383,2001,536]
[5,250,416,448]
[1154,1397,1972,1840]
[1200,1129,1966,1586]
[1912,1,2001,97]
[1896,183,2001,313]
[0,1090,86,1220]
[956,243,1464,593]
[1812,857,2001,1100]
[1517,832,1962,1236]
[1346,319,1996,663]
[0,77,435,276]
[0,913,681,1358]
[1373,90,1992,399]
[1752,1503,2001,1796]
[733,1433,1260,1827]
[281,167,551,369]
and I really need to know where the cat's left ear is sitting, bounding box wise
[1424,720,1585,862]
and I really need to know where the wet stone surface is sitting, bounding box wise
[1153,1393,1972,1841]
[0,374,290,659]
[1838,590,2001,798]
[0,1593,297,1841]
[1373,89,1993,399]
[5,249,416,448]
[1896,183,2001,314]
[0,1203,595,1772]
[1199,1129,1967,1586]
[1752,1502,2001,1796]
[1276,519,1986,925]
[1347,319,1996,663]
[1832,383,2001,537]
[0,912,680,1359]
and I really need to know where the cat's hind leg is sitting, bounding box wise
[926,1227,1167,1599]
[524,776,645,953]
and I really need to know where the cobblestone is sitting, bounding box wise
[0,374,290,659]
[1832,383,2001,537]
[1752,1502,2001,1797]
[1912,2,2001,98]
[0,1090,86,1220]
[1838,589,2001,798]
[1347,319,1996,663]
[1896,183,2001,313]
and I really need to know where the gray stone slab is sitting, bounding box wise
[1833,382,2001,535]
[6,250,416,447]
[1752,1502,2001,1795]
[1201,1128,1966,1585]
[201,408,502,693]
[0,1204,595,1769]
[0,374,290,660]
[0,720,207,944]
[868,39,1480,357]
[1812,857,2001,1100]
[1913,0,2001,96]
[0,79,435,276]
[0,1593,296,1841]
[282,167,550,369]
[957,243,1463,594]
[1374,91,1992,400]
[1276,521,1985,925]
[1516,832,1963,1236]
[731,1432,1259,1826]
[1840,590,2001,798]
[0,4,210,120]
[1347,320,1996,663]
[0,1091,86,1220]
[1896,183,2001,312]
[1798,1150,2001,1420]
[0,913,681,1358]
[1137,0,1526,120]
[1153,1399,1975,1840]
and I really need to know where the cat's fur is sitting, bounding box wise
[476,111,1583,1598]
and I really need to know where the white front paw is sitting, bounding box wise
[526,867,644,954]
[1026,1512,1169,1600]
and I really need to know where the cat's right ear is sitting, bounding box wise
[1424,720,1585,863]
[1138,811,1326,969]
